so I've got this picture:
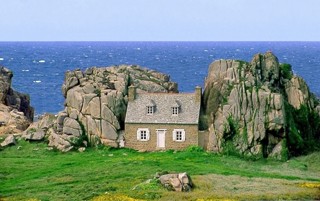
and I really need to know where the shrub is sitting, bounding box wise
[284,101,320,156]
[224,115,239,141]
[185,145,204,153]
[69,120,88,148]
[94,88,101,97]
[199,115,208,131]
[279,63,293,80]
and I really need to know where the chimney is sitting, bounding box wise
[128,85,136,101]
[195,86,202,103]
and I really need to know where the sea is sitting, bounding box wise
[0,42,319,116]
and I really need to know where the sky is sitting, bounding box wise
[0,0,319,41]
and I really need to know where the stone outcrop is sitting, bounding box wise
[203,52,320,159]
[51,65,177,150]
[0,67,34,135]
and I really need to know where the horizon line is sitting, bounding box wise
[0,40,320,43]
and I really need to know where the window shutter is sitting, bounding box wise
[182,130,186,141]
[146,129,150,141]
[137,129,141,140]
[172,130,177,141]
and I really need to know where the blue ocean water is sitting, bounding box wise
[0,42,319,115]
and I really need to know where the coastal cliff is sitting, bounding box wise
[0,67,34,134]
[203,52,320,159]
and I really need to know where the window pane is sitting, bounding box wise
[147,106,153,114]
[176,131,182,141]
[141,130,147,140]
[172,107,178,115]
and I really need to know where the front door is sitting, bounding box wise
[157,130,166,148]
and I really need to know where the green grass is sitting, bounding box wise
[0,140,320,200]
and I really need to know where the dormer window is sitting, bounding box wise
[147,106,154,115]
[171,100,180,115]
[172,107,179,115]
[146,100,156,115]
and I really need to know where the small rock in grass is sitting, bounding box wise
[78,147,86,152]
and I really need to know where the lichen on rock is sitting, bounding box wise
[203,52,320,160]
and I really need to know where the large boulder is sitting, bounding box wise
[22,128,45,141]
[47,128,74,152]
[0,135,16,147]
[159,172,193,192]
[0,67,34,135]
[203,52,320,159]
[56,65,178,148]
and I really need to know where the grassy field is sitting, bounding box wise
[0,139,319,201]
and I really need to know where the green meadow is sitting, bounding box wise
[0,139,319,201]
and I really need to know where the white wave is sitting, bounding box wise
[0,58,4,61]
[22,69,30,72]
[33,80,41,83]
[38,60,46,63]
[204,50,208,52]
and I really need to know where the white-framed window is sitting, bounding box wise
[137,128,150,141]
[147,106,154,115]
[172,107,179,115]
[173,129,185,142]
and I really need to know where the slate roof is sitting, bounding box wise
[125,92,200,125]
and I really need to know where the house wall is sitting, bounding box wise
[125,123,198,151]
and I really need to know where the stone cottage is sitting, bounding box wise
[124,86,201,151]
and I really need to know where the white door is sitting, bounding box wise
[157,130,166,148]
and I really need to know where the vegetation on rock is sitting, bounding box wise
[203,52,320,159]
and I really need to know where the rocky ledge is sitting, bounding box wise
[0,67,34,135]
[203,52,320,159]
